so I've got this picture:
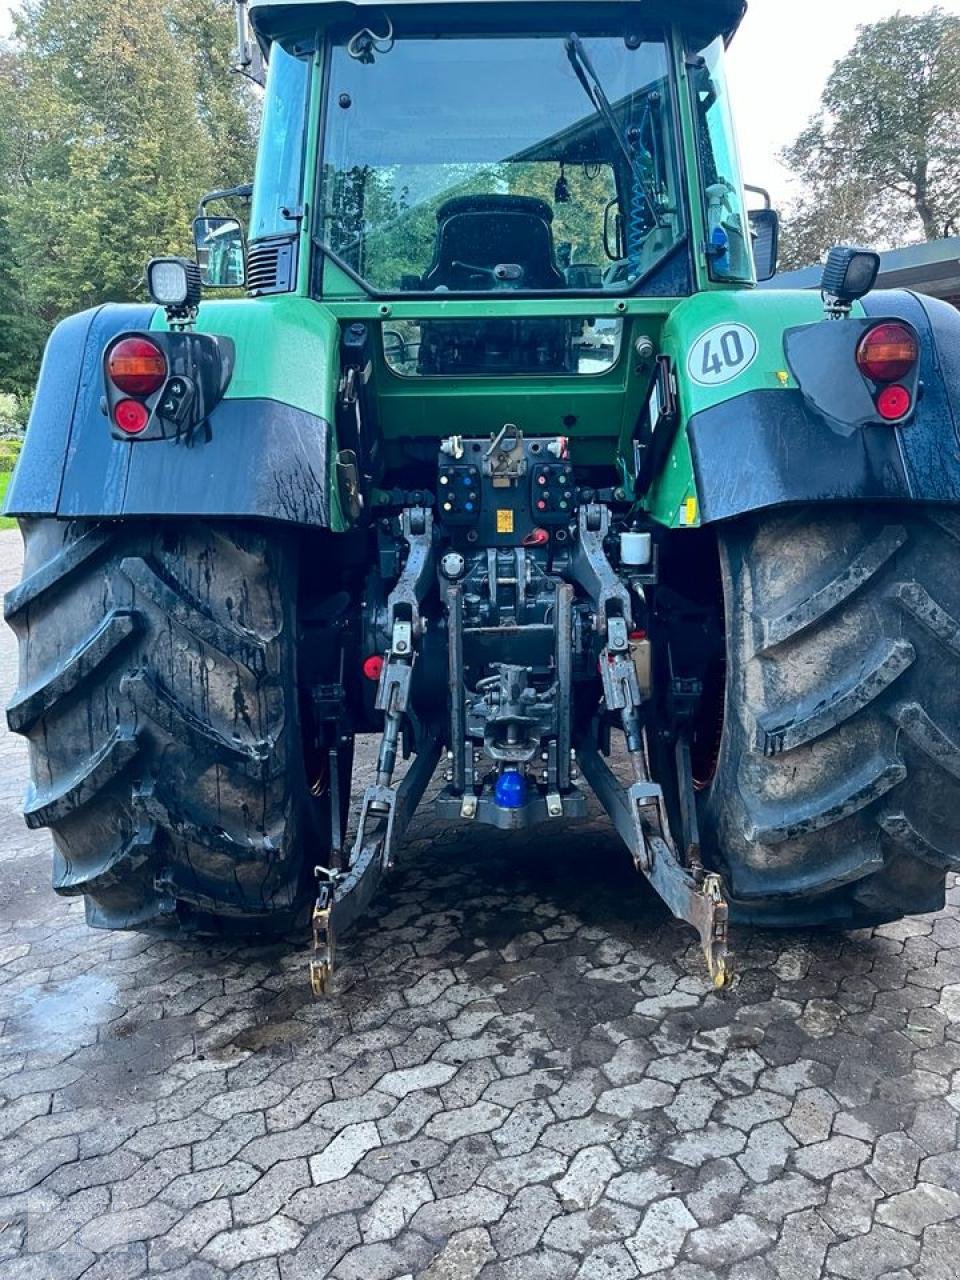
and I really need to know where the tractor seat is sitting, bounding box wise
[420,195,567,291]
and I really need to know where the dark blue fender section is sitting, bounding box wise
[688,290,960,523]
[6,303,331,527]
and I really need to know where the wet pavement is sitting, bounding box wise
[0,526,958,1280]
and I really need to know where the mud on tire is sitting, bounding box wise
[701,506,960,926]
[5,518,316,932]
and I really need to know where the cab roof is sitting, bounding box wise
[250,1,748,48]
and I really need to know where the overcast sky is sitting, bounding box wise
[2,0,959,208]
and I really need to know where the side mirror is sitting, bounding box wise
[748,208,779,282]
[603,199,624,262]
[193,216,245,288]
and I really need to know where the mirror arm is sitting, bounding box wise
[197,184,253,219]
[744,183,772,210]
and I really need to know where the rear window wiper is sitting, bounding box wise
[564,32,663,230]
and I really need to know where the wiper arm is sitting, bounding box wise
[564,32,663,230]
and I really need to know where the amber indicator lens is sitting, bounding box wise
[107,337,167,396]
[856,323,918,383]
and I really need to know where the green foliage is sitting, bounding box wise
[0,438,23,470]
[0,0,256,393]
[780,8,960,268]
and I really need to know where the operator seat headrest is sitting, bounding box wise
[421,194,566,291]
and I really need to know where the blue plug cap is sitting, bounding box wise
[494,769,527,809]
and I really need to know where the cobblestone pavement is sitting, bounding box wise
[0,527,958,1280]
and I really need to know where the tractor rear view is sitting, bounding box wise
[7,0,960,992]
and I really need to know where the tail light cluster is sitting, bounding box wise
[855,322,919,422]
[105,336,168,435]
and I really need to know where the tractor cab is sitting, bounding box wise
[235,0,762,322]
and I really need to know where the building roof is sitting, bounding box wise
[767,238,960,305]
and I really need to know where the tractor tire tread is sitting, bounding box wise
[701,507,960,926]
[7,517,315,933]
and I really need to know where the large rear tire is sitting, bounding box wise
[5,518,318,933]
[700,506,960,926]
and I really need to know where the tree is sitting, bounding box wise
[0,0,256,391]
[780,8,960,267]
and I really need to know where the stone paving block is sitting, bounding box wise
[206,1215,306,1270]
[285,1172,382,1226]
[233,1158,312,1226]
[737,1119,798,1182]
[764,1207,836,1280]
[683,1212,777,1267]
[76,1203,181,1252]
[309,1122,382,1185]
[492,1183,562,1257]
[360,1171,434,1242]
[476,1147,568,1197]
[147,1197,233,1271]
[739,1171,825,1222]
[492,1099,556,1156]
[666,1122,747,1167]
[333,1234,437,1280]
[551,1143,620,1212]
[544,1197,640,1257]
[819,1167,885,1237]
[866,1132,925,1193]
[409,1186,510,1238]
[874,1181,960,1234]
[1,1241,96,1280]
[624,1196,697,1276]
[160,1160,261,1210]
[574,1242,640,1279]
[792,1134,871,1179]
[480,1246,579,1279]
[827,1223,921,1278]
[424,1100,509,1142]
[916,1220,960,1280]
[79,1241,149,1279]
[23,1185,110,1254]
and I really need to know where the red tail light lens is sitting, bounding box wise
[107,337,167,396]
[856,323,918,383]
[876,385,912,421]
[113,399,150,435]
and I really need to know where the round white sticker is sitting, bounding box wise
[688,323,758,387]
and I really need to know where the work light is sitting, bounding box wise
[821,246,881,308]
[146,257,203,311]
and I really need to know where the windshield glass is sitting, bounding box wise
[319,30,686,294]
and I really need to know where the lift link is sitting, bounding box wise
[309,508,436,996]
[577,729,732,989]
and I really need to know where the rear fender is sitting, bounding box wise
[685,289,960,523]
[6,299,338,529]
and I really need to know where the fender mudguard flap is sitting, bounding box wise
[689,289,960,523]
[120,399,329,526]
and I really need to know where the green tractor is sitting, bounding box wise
[7,0,960,992]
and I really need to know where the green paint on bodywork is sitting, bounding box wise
[645,288,830,527]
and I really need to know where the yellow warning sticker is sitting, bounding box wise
[683,497,698,526]
[496,509,515,534]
